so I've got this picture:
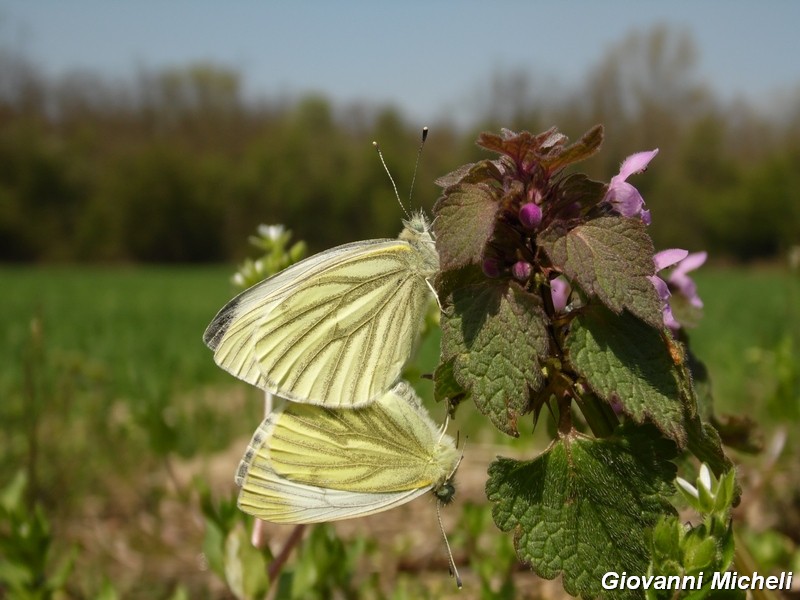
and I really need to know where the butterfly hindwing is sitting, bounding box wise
[235,381,459,524]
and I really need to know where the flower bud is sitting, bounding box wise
[511,260,532,282]
[519,202,542,230]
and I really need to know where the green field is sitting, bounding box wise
[1,265,797,597]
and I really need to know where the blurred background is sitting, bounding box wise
[1,2,798,598]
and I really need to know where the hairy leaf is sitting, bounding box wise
[477,126,603,177]
[566,305,688,447]
[552,173,606,213]
[432,358,467,409]
[441,280,548,435]
[433,182,499,271]
[542,124,604,172]
[539,216,663,328]
[434,159,504,189]
[478,128,567,170]
[487,426,677,599]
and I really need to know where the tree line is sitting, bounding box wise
[1,25,798,263]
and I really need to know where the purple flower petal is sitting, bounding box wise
[648,275,671,301]
[653,248,688,271]
[612,149,659,183]
[668,251,707,309]
[652,248,707,329]
[650,248,689,330]
[604,148,659,224]
[662,305,681,330]
[672,251,707,276]
[605,181,645,218]
[550,276,571,313]
[669,273,702,308]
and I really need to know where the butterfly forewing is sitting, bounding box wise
[204,221,438,407]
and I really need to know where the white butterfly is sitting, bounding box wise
[203,213,438,408]
[235,380,459,524]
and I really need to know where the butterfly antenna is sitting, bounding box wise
[438,502,462,589]
[408,126,429,206]
[373,140,409,219]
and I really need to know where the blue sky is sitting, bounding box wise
[2,1,799,126]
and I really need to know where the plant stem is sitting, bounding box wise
[265,525,307,599]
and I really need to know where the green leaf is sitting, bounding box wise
[433,182,499,271]
[0,561,31,591]
[714,470,737,514]
[202,518,227,580]
[224,522,270,600]
[95,580,121,600]
[441,280,549,435]
[687,587,745,600]
[432,357,466,407]
[166,585,190,600]
[487,426,677,599]
[566,305,688,447]
[539,216,664,328]
[650,516,684,571]
[199,487,243,580]
[45,546,77,591]
[0,471,27,514]
[683,535,718,573]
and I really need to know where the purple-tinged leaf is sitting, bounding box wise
[433,182,499,271]
[477,126,603,178]
[541,124,604,173]
[434,159,504,189]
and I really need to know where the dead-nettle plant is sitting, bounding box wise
[215,125,748,597]
[432,126,740,598]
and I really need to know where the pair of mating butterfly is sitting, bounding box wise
[203,133,461,581]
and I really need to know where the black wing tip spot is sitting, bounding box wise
[203,298,241,349]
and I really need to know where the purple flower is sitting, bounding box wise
[649,248,688,330]
[667,251,707,309]
[604,149,659,225]
[550,276,571,313]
